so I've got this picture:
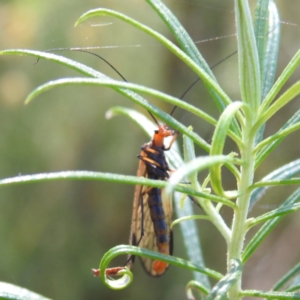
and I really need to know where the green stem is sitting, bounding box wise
[227,119,256,299]
[204,199,232,244]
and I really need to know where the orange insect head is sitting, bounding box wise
[152,124,176,148]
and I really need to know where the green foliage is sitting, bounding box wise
[1,0,300,299]
[0,282,51,300]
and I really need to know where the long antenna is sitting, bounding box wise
[170,24,279,117]
[170,50,238,117]
[44,45,238,123]
[147,111,160,127]
[42,47,127,82]
[42,47,164,124]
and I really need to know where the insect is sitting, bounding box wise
[128,115,178,276]
[92,115,178,277]
[65,45,227,277]
[62,50,180,276]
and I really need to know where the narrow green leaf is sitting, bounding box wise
[181,129,210,287]
[235,0,261,112]
[251,178,300,188]
[183,127,198,181]
[0,171,166,187]
[172,215,211,228]
[250,159,300,210]
[177,186,236,207]
[206,259,243,300]
[260,48,300,114]
[242,188,300,263]
[254,0,269,80]
[105,81,219,128]
[255,109,300,168]
[241,289,300,299]
[24,77,211,152]
[287,283,300,293]
[186,280,209,300]
[0,49,210,152]
[145,0,242,138]
[173,193,210,286]
[0,282,51,300]
[146,0,212,77]
[75,8,233,112]
[254,80,300,131]
[0,49,109,78]
[0,170,223,201]
[99,245,223,289]
[262,0,281,99]
[210,101,245,154]
[247,203,300,229]
[167,155,240,207]
[255,0,281,145]
[255,122,300,154]
[273,262,300,291]
[210,101,245,197]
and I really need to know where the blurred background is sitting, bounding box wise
[0,0,300,299]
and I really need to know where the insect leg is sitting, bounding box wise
[164,131,178,151]
[188,195,202,209]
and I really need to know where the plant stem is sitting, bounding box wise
[203,199,231,244]
[227,119,256,300]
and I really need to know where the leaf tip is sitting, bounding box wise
[24,96,33,105]
[105,109,115,120]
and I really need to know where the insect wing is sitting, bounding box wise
[129,155,173,276]
[128,158,145,268]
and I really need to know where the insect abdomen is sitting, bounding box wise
[147,187,170,254]
[146,184,171,276]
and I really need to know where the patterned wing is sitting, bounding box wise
[128,158,146,269]
[129,157,173,276]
